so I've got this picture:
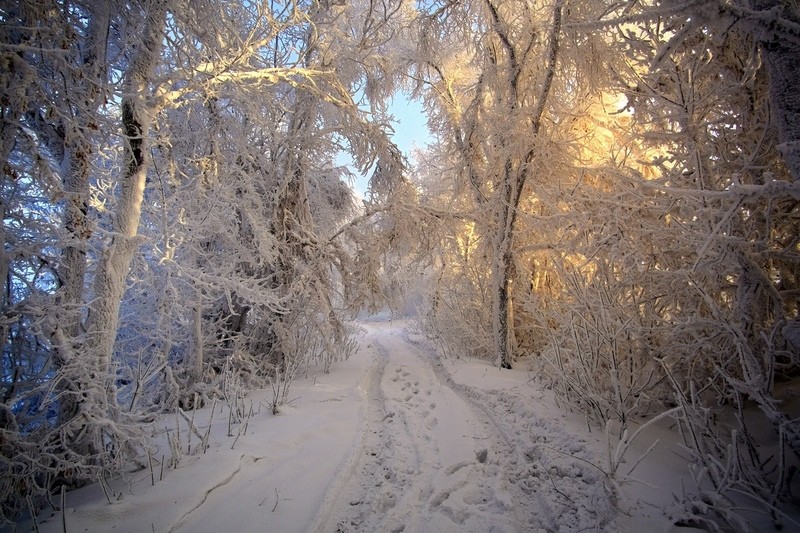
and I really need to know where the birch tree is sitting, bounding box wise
[411,0,799,526]
[414,0,565,369]
[2,0,413,521]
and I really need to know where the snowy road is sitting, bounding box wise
[36,320,616,533]
[313,322,613,532]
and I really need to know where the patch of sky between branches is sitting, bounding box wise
[337,91,430,200]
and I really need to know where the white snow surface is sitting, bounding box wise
[30,319,700,532]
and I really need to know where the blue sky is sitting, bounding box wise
[343,93,431,198]
[386,93,430,159]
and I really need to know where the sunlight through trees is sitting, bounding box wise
[2,0,799,528]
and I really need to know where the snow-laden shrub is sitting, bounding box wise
[1,328,148,525]
[536,268,668,431]
[422,267,495,361]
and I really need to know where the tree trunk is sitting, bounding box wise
[761,40,800,181]
[493,195,516,369]
[86,0,168,378]
[489,0,563,369]
[749,0,800,181]
[59,0,111,338]
[192,292,204,384]
[0,60,23,314]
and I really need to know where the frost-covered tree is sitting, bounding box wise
[1,0,135,519]
[668,0,800,181]
[410,0,799,527]
[611,4,800,527]
[1,0,413,522]
[131,0,416,405]
[412,0,565,369]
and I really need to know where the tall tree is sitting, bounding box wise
[414,0,565,368]
[1,0,412,520]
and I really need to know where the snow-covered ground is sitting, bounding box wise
[26,319,704,532]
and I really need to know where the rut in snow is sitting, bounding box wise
[315,322,615,532]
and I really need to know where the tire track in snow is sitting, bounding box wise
[319,323,522,533]
[324,325,424,532]
[402,327,617,532]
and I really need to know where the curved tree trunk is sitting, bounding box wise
[87,0,169,380]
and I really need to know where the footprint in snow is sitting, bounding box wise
[424,416,438,430]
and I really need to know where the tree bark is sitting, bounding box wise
[59,0,111,338]
[87,0,169,377]
[748,0,800,181]
[0,56,25,315]
[760,36,800,181]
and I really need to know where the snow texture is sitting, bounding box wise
[23,320,712,532]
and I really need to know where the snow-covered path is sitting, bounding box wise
[315,322,519,532]
[33,320,621,533]
[313,322,613,532]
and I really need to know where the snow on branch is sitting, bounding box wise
[641,177,800,201]
[157,67,350,107]
[566,0,800,46]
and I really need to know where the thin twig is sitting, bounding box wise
[538,460,575,503]
[27,494,39,533]
[60,485,66,533]
[148,452,155,486]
